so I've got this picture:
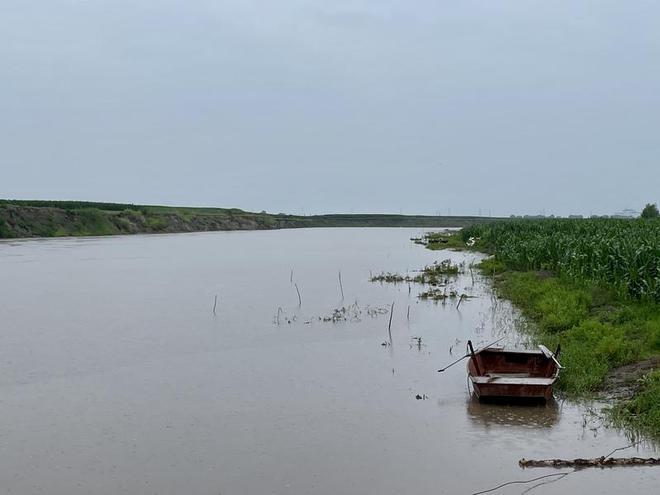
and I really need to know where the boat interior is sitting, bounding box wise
[468,349,559,379]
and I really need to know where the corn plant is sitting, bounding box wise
[463,218,660,302]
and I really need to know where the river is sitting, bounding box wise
[0,228,657,494]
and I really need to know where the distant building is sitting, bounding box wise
[612,208,639,219]
[568,215,584,219]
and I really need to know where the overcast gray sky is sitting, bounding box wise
[1,1,658,216]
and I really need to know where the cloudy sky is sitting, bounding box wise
[1,0,658,216]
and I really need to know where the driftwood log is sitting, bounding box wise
[520,457,660,468]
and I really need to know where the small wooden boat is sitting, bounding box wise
[466,340,562,401]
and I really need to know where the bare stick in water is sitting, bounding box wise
[290,268,294,285]
[407,305,410,321]
[456,294,465,309]
[387,301,394,345]
[295,283,302,307]
[213,295,218,315]
[338,270,344,300]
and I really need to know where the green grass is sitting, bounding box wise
[416,231,480,250]
[489,269,660,395]
[611,371,660,437]
[0,199,146,212]
[474,259,660,437]
[145,215,170,232]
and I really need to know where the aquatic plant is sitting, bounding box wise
[370,272,407,283]
[370,259,462,286]
[418,288,460,301]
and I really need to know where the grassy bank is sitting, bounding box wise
[483,265,660,393]
[0,200,500,239]
[434,219,660,437]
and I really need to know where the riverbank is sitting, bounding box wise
[484,264,660,436]
[0,200,499,239]
[423,221,660,438]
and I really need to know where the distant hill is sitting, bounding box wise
[0,200,501,239]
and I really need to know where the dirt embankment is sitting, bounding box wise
[602,356,660,400]
[0,203,499,239]
[0,205,301,238]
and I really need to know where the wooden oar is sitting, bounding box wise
[437,336,506,372]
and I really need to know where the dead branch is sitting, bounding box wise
[472,472,570,495]
[520,472,571,494]
[602,440,642,460]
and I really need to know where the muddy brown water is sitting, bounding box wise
[0,228,657,494]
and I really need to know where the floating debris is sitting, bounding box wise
[275,302,391,326]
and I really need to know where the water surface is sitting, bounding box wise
[1,228,657,494]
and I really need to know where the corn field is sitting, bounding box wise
[463,219,660,302]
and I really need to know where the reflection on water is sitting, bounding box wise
[0,228,658,495]
[467,395,560,429]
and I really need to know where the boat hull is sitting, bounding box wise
[470,379,555,401]
[467,346,560,402]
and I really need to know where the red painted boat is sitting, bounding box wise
[466,341,562,401]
